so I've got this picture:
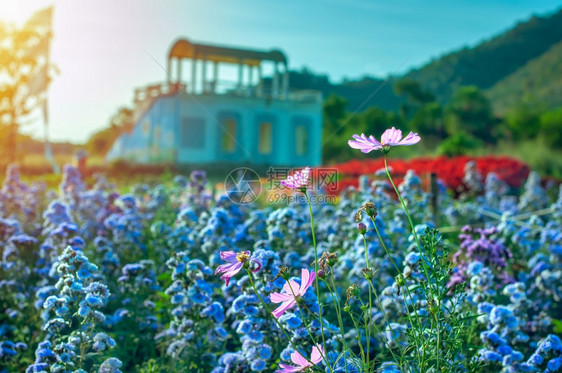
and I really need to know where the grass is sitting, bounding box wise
[468,137,562,179]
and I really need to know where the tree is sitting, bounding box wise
[445,86,494,142]
[394,79,445,138]
[322,94,349,163]
[394,79,435,106]
[410,102,446,138]
[85,107,132,156]
[505,104,541,141]
[0,14,53,162]
[437,131,483,157]
[539,108,562,149]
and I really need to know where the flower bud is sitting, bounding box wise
[403,266,413,278]
[362,267,374,280]
[346,284,360,299]
[357,222,367,235]
[326,253,338,267]
[276,266,291,281]
[428,299,439,315]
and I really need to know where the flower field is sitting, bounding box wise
[1,129,562,373]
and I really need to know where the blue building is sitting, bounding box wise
[106,38,323,167]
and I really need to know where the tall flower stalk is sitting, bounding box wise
[279,168,330,368]
[349,128,444,370]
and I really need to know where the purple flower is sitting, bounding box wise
[215,251,260,286]
[276,344,324,372]
[348,127,420,153]
[270,268,315,318]
[280,167,311,190]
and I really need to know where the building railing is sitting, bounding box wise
[130,81,322,124]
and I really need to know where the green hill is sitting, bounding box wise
[274,69,404,112]
[405,8,562,104]
[291,8,562,113]
[486,40,562,114]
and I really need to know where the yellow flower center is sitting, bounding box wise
[236,252,250,263]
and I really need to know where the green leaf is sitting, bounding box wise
[552,319,562,333]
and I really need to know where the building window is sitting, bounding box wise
[221,118,237,153]
[295,125,308,156]
[180,117,205,148]
[142,120,150,135]
[258,122,273,154]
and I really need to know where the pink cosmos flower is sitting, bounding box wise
[270,268,315,318]
[215,250,261,286]
[276,345,324,373]
[348,127,421,153]
[280,167,311,190]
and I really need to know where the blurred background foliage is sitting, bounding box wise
[315,9,562,177]
[2,8,562,179]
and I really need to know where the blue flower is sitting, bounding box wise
[248,330,263,343]
[548,357,562,371]
[236,320,252,334]
[482,350,503,363]
[250,359,266,371]
[257,344,272,360]
[528,353,544,366]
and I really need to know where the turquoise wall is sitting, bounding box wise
[107,92,323,167]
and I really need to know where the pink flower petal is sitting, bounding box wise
[283,279,300,295]
[348,133,382,153]
[310,345,324,364]
[270,292,293,303]
[381,127,402,145]
[215,262,236,275]
[398,131,421,146]
[276,363,302,373]
[348,128,421,152]
[280,167,311,189]
[272,299,296,318]
[300,268,310,293]
[300,269,316,295]
[219,251,238,262]
[219,261,243,285]
[290,350,310,367]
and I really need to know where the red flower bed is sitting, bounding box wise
[330,156,530,194]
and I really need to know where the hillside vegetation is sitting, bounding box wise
[288,8,562,114]
[487,40,562,114]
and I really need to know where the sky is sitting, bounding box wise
[0,0,560,143]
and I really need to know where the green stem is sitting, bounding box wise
[362,235,404,370]
[370,216,424,369]
[348,306,366,364]
[324,276,353,372]
[304,192,329,358]
[384,153,440,370]
[362,235,372,371]
[383,154,434,294]
[366,278,405,371]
